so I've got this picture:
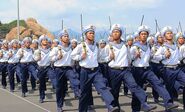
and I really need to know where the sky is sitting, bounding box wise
[0,0,185,34]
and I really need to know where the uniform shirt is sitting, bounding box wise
[16,48,34,63]
[0,49,9,62]
[130,42,151,67]
[8,49,19,63]
[98,45,110,63]
[34,47,51,67]
[71,42,98,68]
[49,45,74,67]
[153,43,182,66]
[179,44,185,64]
[106,41,130,68]
[150,44,161,64]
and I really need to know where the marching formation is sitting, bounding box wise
[0,24,185,112]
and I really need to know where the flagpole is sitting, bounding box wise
[17,0,20,40]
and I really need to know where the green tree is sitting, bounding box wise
[0,20,27,39]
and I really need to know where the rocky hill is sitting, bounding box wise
[0,18,54,41]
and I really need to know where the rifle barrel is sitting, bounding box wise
[140,15,144,26]
[109,16,112,30]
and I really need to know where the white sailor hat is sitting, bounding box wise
[176,32,185,40]
[83,25,96,34]
[2,40,9,44]
[38,35,49,44]
[23,37,32,43]
[147,36,154,43]
[99,39,106,44]
[11,39,19,45]
[58,29,69,38]
[126,35,134,41]
[154,32,163,43]
[110,24,123,35]
[71,38,78,43]
[155,32,162,38]
[161,26,173,36]
[32,39,38,44]
[137,25,150,34]
[133,32,139,38]
[52,39,59,44]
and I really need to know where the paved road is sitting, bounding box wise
[0,80,184,112]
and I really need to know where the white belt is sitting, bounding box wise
[164,65,178,69]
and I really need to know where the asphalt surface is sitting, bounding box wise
[0,79,185,112]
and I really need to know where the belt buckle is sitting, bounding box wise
[144,67,147,69]
[91,68,94,71]
[120,67,124,70]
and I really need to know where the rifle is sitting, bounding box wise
[140,15,144,26]
[62,19,64,30]
[155,19,161,33]
[179,21,183,33]
[80,14,86,54]
[109,16,112,30]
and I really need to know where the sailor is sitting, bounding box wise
[176,31,185,70]
[71,25,119,112]
[31,39,39,50]
[98,39,110,86]
[130,25,178,112]
[133,31,139,43]
[150,32,164,103]
[168,32,184,100]
[30,39,39,90]
[43,39,56,90]
[7,39,20,92]
[33,35,52,103]
[126,35,134,48]
[147,36,155,48]
[50,29,80,112]
[0,40,9,89]
[154,27,185,109]
[71,39,78,50]
[16,37,38,97]
[15,41,23,86]
[52,39,60,48]
[71,38,80,73]
[71,38,81,74]
[121,34,134,96]
[48,39,60,89]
